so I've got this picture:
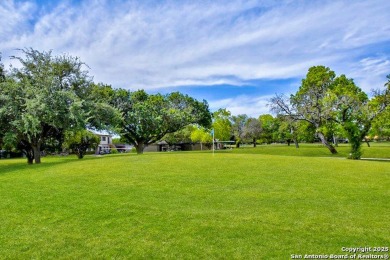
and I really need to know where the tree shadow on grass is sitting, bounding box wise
[0,155,111,176]
[360,158,390,163]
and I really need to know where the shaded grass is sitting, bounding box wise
[0,151,389,259]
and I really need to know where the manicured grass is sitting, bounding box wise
[0,150,389,259]
[230,142,390,159]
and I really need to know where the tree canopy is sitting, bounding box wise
[111,89,212,154]
[190,126,212,150]
[63,130,100,159]
[231,114,248,147]
[0,49,91,163]
[243,117,262,147]
[271,66,390,159]
[212,108,232,141]
[2,48,389,162]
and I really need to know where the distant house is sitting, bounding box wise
[96,134,112,154]
[95,133,134,153]
[143,141,189,152]
[143,141,230,152]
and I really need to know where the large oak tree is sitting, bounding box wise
[112,89,212,154]
[1,49,90,163]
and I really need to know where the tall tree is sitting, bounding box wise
[258,114,279,144]
[212,108,232,141]
[63,130,100,159]
[1,49,90,163]
[231,114,248,148]
[370,108,390,140]
[276,115,300,148]
[271,66,337,154]
[329,75,390,159]
[112,89,212,154]
[271,66,390,159]
[190,127,212,150]
[0,54,8,149]
[243,117,262,147]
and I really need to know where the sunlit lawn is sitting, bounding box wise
[0,144,389,258]
[234,141,390,159]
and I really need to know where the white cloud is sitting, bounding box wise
[349,56,390,93]
[0,0,34,38]
[1,0,389,93]
[209,95,274,118]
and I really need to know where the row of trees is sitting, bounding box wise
[0,49,211,163]
[162,110,316,149]
[270,66,390,159]
[1,49,389,163]
[161,67,390,160]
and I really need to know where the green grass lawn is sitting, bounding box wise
[232,142,390,159]
[0,146,389,259]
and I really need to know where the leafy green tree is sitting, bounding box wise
[294,66,337,153]
[190,127,212,150]
[276,118,317,147]
[112,137,129,144]
[370,75,390,141]
[271,66,338,154]
[0,53,4,82]
[243,117,262,147]
[112,89,212,154]
[258,114,279,144]
[231,114,248,147]
[271,66,390,159]
[212,108,232,141]
[78,83,122,132]
[370,108,390,140]
[329,75,390,159]
[0,54,7,148]
[276,115,300,148]
[1,49,90,163]
[63,130,99,159]
[296,120,317,143]
[162,125,195,144]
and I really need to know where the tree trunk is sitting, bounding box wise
[25,149,34,164]
[317,132,337,154]
[32,144,41,164]
[348,141,362,160]
[364,138,370,147]
[343,123,365,160]
[135,141,145,154]
[253,138,256,147]
[287,140,291,146]
[77,149,84,159]
[333,134,338,147]
[294,138,299,148]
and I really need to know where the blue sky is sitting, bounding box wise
[1,0,390,117]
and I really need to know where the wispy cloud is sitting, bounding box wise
[209,95,274,118]
[1,0,389,101]
[0,0,35,39]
